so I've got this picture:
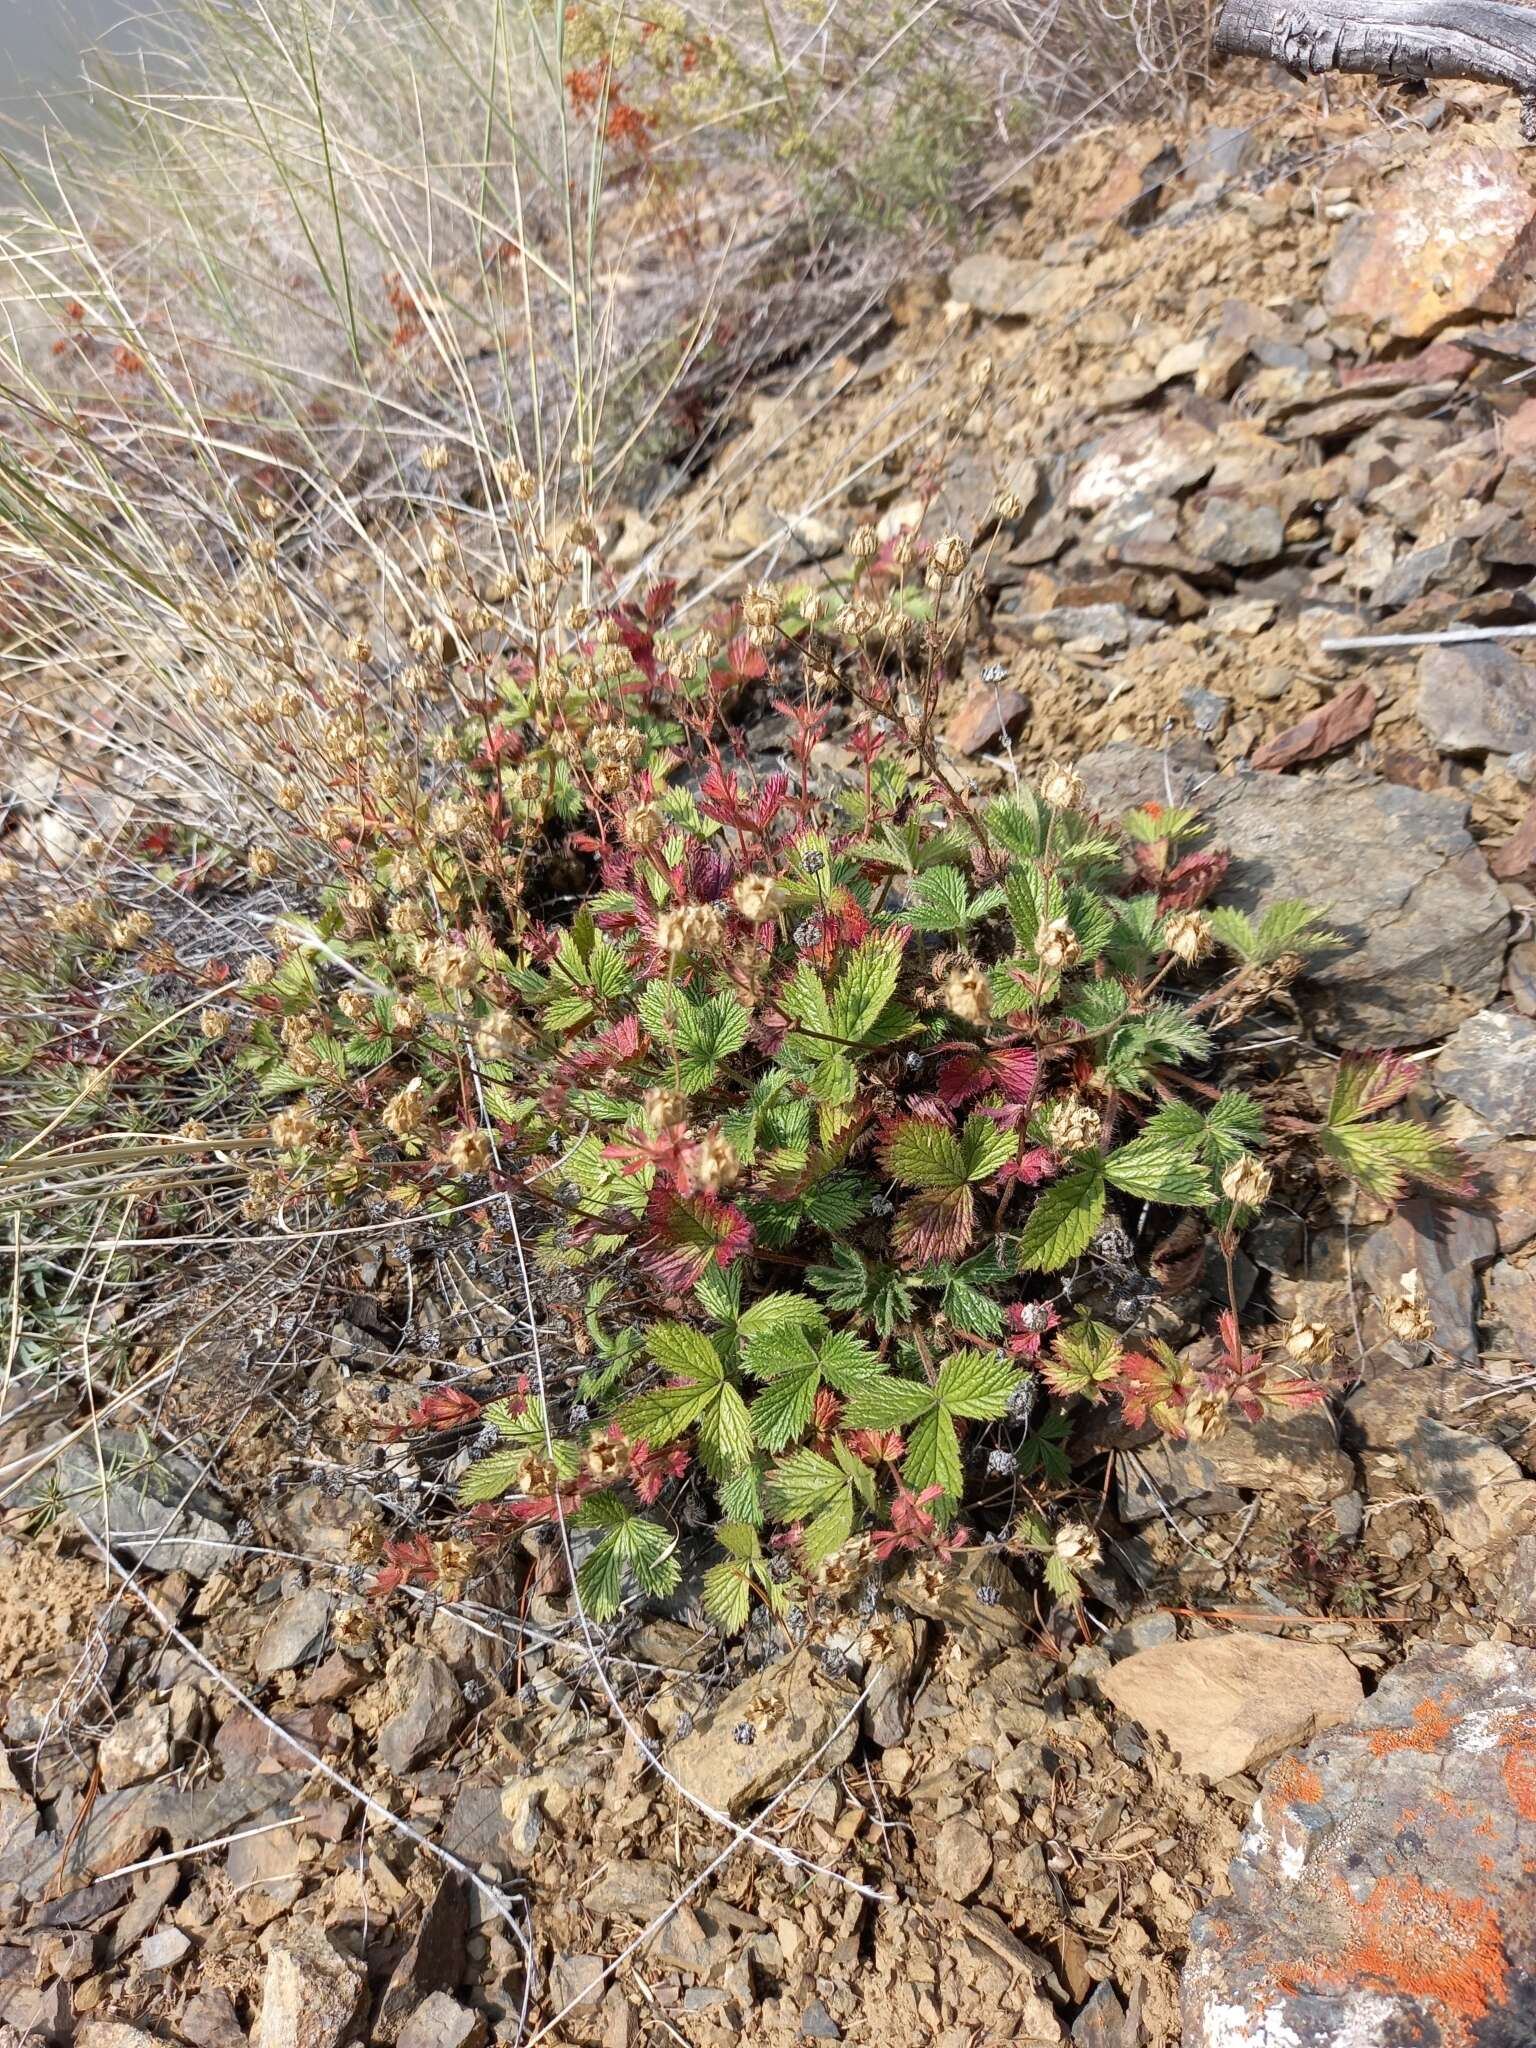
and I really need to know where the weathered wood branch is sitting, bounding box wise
[1213,0,1536,107]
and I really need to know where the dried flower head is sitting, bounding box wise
[1163,911,1214,965]
[940,961,992,1024]
[109,911,154,949]
[1184,1389,1230,1441]
[474,1010,529,1063]
[392,995,427,1035]
[1284,1316,1335,1368]
[656,903,726,958]
[1039,763,1085,811]
[1382,1268,1435,1344]
[851,525,878,562]
[420,442,452,474]
[927,532,967,580]
[625,801,666,849]
[247,846,277,881]
[1220,1156,1273,1209]
[270,1103,322,1150]
[686,1129,741,1195]
[198,1008,230,1043]
[643,1086,687,1131]
[337,989,373,1026]
[1054,1521,1101,1571]
[382,1081,426,1139]
[1038,918,1082,973]
[1047,1093,1101,1156]
[732,874,789,924]
[448,1128,493,1176]
[741,583,782,633]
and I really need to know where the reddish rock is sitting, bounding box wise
[1324,144,1536,341]
[944,679,1029,756]
[1183,1643,1536,2048]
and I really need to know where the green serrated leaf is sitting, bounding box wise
[1104,1133,1211,1205]
[1017,1162,1107,1270]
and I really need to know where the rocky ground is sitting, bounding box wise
[6,60,1536,2048]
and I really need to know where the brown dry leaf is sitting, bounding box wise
[1250,682,1377,771]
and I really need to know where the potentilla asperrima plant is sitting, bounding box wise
[210,515,1470,1629]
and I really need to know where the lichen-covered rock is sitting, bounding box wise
[1182,1642,1536,2047]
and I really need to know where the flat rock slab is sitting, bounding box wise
[1418,642,1536,757]
[1435,1009,1536,1138]
[1324,143,1536,340]
[1101,1635,1362,1782]
[1078,746,1509,1046]
[1183,1642,1536,2047]
[668,1651,858,1818]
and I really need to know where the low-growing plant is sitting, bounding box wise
[174,503,1466,1628]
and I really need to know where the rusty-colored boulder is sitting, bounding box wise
[1325,144,1536,340]
[1183,1642,1536,2047]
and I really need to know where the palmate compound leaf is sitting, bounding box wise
[571,1495,681,1620]
[841,1349,1025,1505]
[1017,1160,1106,1271]
[1316,1116,1470,1204]
[744,1323,883,1451]
[617,1321,755,1478]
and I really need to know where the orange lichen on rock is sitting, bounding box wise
[1500,1716,1536,1821]
[1367,1695,1454,1756]
[1266,1756,1324,1808]
[1284,1874,1508,2048]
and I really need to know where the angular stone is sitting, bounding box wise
[1100,1636,1362,1783]
[254,1587,334,1678]
[1324,143,1536,340]
[21,1429,236,1579]
[1069,416,1217,515]
[945,680,1028,756]
[1119,1408,1353,1523]
[1418,643,1536,757]
[397,1994,487,2048]
[931,1815,992,1901]
[668,1650,858,1818]
[1078,746,1509,1046]
[255,1924,367,2048]
[178,1987,248,2048]
[1184,496,1285,567]
[373,1874,468,2042]
[949,253,1078,321]
[1183,1643,1536,2046]
[1401,1417,1536,1559]
[97,1700,170,1791]
[1435,1010,1536,1137]
[376,1650,462,1775]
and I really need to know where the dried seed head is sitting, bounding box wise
[1038,917,1082,973]
[178,1119,211,1144]
[625,801,666,849]
[109,911,153,949]
[1047,1093,1101,1156]
[1184,1389,1230,1441]
[421,443,452,474]
[643,1086,687,1131]
[1284,1316,1335,1367]
[244,954,276,986]
[732,873,789,924]
[1054,1521,1101,1570]
[741,583,782,633]
[198,1008,229,1043]
[993,488,1025,522]
[392,995,427,1035]
[475,1010,530,1063]
[687,1129,741,1194]
[851,525,879,562]
[941,961,992,1025]
[1163,910,1214,965]
[248,846,278,881]
[1039,763,1085,811]
[344,634,373,665]
[448,1127,493,1176]
[337,989,373,1026]
[1220,1156,1273,1209]
[928,532,967,580]
[382,1080,426,1138]
[1382,1268,1435,1344]
[270,1103,322,1150]
[655,902,726,957]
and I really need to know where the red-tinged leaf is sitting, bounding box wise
[723,633,768,684]
[641,1187,754,1292]
[1155,846,1231,912]
[998,1144,1056,1188]
[1115,1347,1191,1435]
[1251,682,1376,772]
[1327,1049,1420,1123]
[892,1184,976,1267]
[935,1044,1039,1106]
[642,577,679,624]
